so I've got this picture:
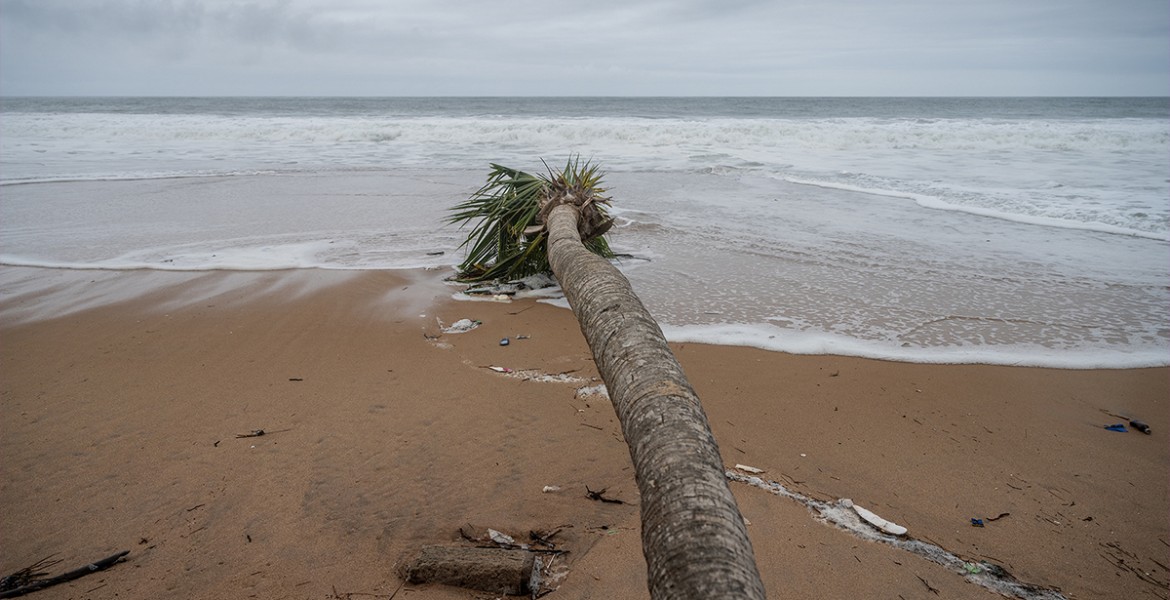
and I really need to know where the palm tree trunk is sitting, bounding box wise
[545,204,766,599]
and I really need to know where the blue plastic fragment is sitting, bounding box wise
[970,518,985,527]
[1104,423,1127,432]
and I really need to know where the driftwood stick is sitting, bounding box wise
[0,551,129,599]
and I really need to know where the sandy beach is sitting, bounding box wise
[1,266,1166,599]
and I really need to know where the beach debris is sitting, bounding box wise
[288,377,304,382]
[987,512,1011,522]
[528,555,544,599]
[917,574,940,595]
[1099,540,1169,589]
[488,529,515,547]
[585,486,625,504]
[484,367,589,384]
[401,545,535,596]
[1104,423,1128,432]
[0,551,129,598]
[493,294,512,303]
[235,428,291,439]
[516,335,530,340]
[1100,409,1153,435]
[528,529,562,549]
[841,499,908,536]
[442,318,481,334]
[500,337,510,346]
[542,485,562,493]
[734,464,766,474]
[0,556,62,594]
[575,384,609,400]
[1130,420,1151,434]
[971,518,985,527]
[426,251,445,256]
[728,471,1069,600]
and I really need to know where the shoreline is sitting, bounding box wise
[1,267,1167,599]
[2,263,1165,370]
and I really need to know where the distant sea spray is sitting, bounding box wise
[2,97,1166,240]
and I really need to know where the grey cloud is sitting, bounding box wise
[0,0,1166,96]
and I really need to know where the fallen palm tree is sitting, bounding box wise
[449,159,765,599]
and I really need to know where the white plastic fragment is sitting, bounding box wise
[851,502,908,536]
[442,318,480,333]
[487,529,514,546]
[542,485,562,493]
[488,366,512,373]
[734,464,765,474]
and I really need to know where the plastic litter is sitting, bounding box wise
[734,464,765,474]
[971,518,985,527]
[1130,420,1151,434]
[1104,423,1127,432]
[487,366,513,373]
[442,318,481,334]
[499,337,510,346]
[487,529,514,546]
[844,499,908,536]
[542,485,562,493]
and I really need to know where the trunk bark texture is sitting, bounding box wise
[545,203,766,600]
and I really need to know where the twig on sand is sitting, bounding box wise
[0,556,62,593]
[0,551,129,599]
[585,486,625,504]
[235,428,292,439]
[916,574,940,595]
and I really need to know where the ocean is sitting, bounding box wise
[1,96,1167,367]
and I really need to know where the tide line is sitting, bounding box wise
[726,470,1067,600]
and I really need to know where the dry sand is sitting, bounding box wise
[1,267,1166,599]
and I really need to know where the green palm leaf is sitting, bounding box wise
[448,159,615,283]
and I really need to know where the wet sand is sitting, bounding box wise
[1,267,1166,599]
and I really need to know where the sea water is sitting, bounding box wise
[1,97,1166,367]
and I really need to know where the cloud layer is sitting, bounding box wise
[2,0,1167,95]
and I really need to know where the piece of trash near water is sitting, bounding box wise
[734,464,765,474]
[487,529,515,546]
[843,499,908,536]
[441,318,481,334]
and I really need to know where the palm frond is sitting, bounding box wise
[448,159,615,283]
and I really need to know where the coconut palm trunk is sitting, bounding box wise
[545,202,766,599]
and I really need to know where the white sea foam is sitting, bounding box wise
[660,323,1169,369]
[782,176,1170,242]
[2,112,1165,238]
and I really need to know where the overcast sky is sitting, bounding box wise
[1,0,1166,96]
